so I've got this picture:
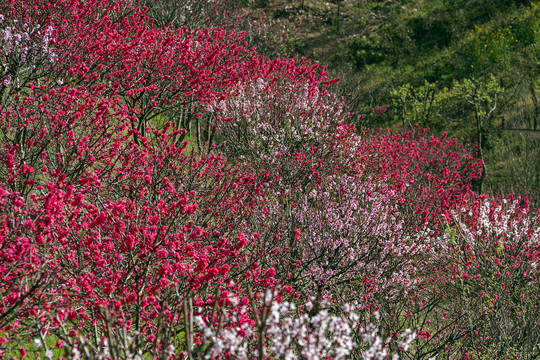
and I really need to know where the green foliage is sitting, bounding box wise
[1,333,67,360]
[346,35,387,71]
[449,75,504,129]
[470,26,517,70]
[390,75,504,137]
[467,3,540,71]
[513,2,540,47]
[444,225,458,246]
[406,13,453,50]
[390,81,441,127]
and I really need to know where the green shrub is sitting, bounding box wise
[347,34,388,71]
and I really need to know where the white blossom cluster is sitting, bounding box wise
[194,293,415,360]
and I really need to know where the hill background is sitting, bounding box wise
[242,0,540,202]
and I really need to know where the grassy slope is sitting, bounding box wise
[252,0,540,203]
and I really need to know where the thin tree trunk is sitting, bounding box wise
[530,81,538,130]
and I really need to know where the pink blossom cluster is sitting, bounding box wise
[1,19,56,87]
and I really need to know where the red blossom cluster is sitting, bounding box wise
[0,0,539,359]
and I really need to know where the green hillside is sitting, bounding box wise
[255,0,540,202]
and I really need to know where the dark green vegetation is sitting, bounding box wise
[254,0,540,202]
